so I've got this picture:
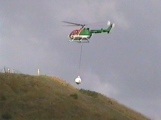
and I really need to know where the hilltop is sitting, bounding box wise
[0,73,149,120]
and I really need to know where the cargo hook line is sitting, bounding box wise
[78,43,83,75]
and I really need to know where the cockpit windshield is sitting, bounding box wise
[70,30,79,35]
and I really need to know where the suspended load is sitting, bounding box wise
[75,76,81,84]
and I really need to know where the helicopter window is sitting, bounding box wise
[71,30,78,35]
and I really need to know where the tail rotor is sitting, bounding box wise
[107,21,115,33]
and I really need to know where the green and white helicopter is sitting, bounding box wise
[63,21,115,43]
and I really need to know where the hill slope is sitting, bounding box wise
[0,73,149,120]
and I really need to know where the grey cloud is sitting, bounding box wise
[0,1,161,119]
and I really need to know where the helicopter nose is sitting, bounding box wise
[68,34,71,38]
[68,35,73,39]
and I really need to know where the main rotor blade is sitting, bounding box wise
[63,25,79,26]
[62,21,85,26]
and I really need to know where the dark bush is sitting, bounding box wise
[2,113,12,119]
[1,95,6,101]
[79,89,98,98]
[70,93,78,99]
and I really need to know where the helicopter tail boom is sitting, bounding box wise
[90,21,114,34]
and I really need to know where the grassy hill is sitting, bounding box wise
[0,73,149,120]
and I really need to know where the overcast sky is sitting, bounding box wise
[0,0,161,119]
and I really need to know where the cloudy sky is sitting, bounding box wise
[0,0,161,119]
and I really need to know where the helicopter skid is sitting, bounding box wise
[69,39,89,43]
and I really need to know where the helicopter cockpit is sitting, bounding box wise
[70,30,79,35]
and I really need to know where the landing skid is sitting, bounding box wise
[69,39,89,43]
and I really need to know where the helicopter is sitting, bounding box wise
[63,21,115,43]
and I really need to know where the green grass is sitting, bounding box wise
[0,73,149,120]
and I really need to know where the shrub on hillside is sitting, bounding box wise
[1,113,12,119]
[70,93,78,99]
[79,89,98,98]
[0,95,6,101]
